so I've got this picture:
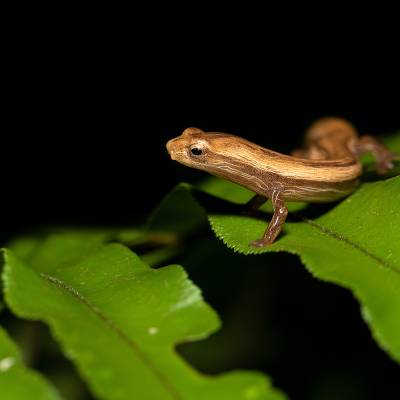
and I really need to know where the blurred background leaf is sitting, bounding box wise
[0,325,61,400]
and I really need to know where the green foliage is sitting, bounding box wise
[209,177,400,362]
[140,174,400,364]
[2,238,286,400]
[0,325,61,400]
[0,132,399,399]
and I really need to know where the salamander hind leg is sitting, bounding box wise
[250,191,288,247]
[244,194,268,214]
[355,135,398,174]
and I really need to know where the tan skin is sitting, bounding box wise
[166,118,397,247]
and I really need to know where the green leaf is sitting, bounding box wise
[2,239,286,400]
[209,176,400,362]
[0,325,61,400]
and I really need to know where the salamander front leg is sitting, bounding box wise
[250,191,288,247]
[355,135,397,174]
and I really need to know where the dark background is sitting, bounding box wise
[3,61,399,239]
[2,25,399,400]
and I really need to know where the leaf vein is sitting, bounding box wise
[40,273,183,400]
[303,219,400,275]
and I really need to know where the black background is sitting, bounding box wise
[2,22,399,400]
[3,59,399,238]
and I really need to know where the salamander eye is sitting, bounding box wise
[190,147,203,156]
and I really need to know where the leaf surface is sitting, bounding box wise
[2,239,285,400]
[209,177,400,362]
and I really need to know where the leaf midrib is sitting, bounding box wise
[303,218,400,275]
[41,273,183,400]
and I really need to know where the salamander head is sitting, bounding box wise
[166,127,239,171]
[167,127,277,196]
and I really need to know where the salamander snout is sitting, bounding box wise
[166,138,179,160]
